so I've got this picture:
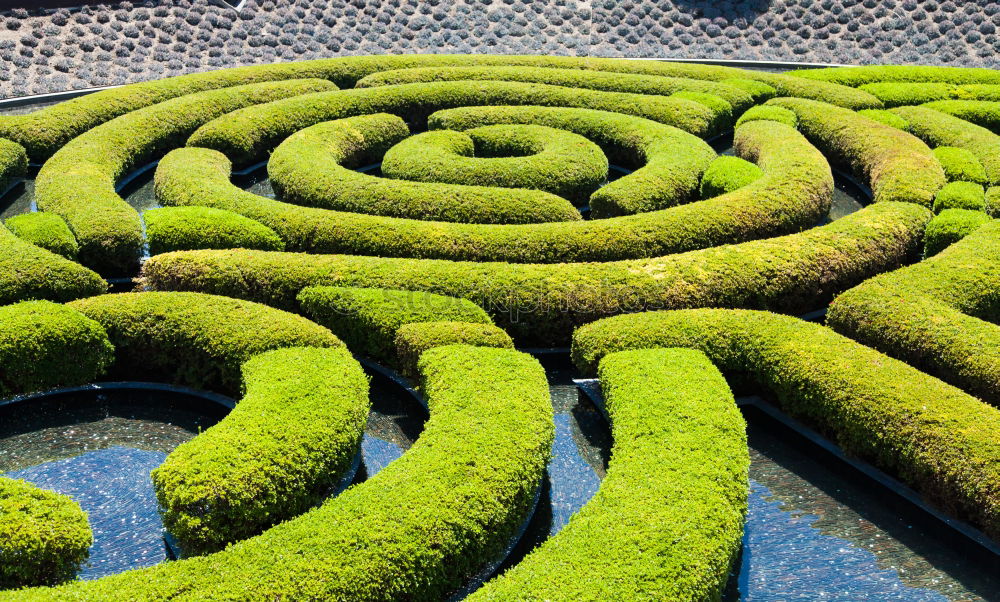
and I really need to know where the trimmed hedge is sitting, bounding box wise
[0,478,92,589]
[989,186,1000,216]
[0,223,106,306]
[890,105,1000,186]
[699,155,764,198]
[0,138,27,192]
[297,285,491,362]
[933,181,986,213]
[857,83,1000,107]
[0,300,113,398]
[768,97,946,206]
[793,65,1000,87]
[923,209,991,257]
[153,346,369,555]
[4,213,79,260]
[720,78,777,102]
[66,292,342,395]
[34,78,336,274]
[571,308,1000,540]
[138,202,929,346]
[9,345,552,600]
[394,321,514,378]
[144,206,284,256]
[471,348,747,601]
[933,146,989,184]
[156,118,828,262]
[922,100,1000,134]
[828,219,1000,406]
[734,105,797,129]
[857,109,910,130]
[381,124,607,204]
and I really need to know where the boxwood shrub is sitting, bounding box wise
[734,104,797,129]
[932,146,989,184]
[0,300,113,398]
[153,346,370,555]
[933,181,986,213]
[297,285,491,362]
[67,292,342,395]
[10,345,552,600]
[4,213,79,260]
[144,206,284,255]
[699,155,764,198]
[828,219,1000,406]
[768,97,946,206]
[922,100,1000,134]
[923,208,991,257]
[0,223,106,306]
[858,83,1000,107]
[988,186,1000,216]
[793,65,1000,87]
[0,138,26,192]
[890,105,1000,186]
[0,478,92,589]
[857,109,910,130]
[571,309,1000,540]
[157,118,828,262]
[394,321,514,378]
[471,348,747,601]
[34,78,336,274]
[268,114,581,224]
[138,202,929,346]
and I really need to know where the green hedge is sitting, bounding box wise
[0,478,92,589]
[857,109,910,130]
[890,105,1000,186]
[157,118,827,262]
[138,201,929,346]
[381,124,607,204]
[699,155,764,198]
[0,300,113,398]
[769,97,945,206]
[720,78,777,102]
[268,114,580,224]
[8,345,552,600]
[828,219,1000,406]
[921,100,1000,134]
[793,65,1000,87]
[153,346,369,555]
[988,186,1000,216]
[296,285,491,362]
[34,78,335,274]
[933,181,985,212]
[923,208,991,257]
[394,321,514,378]
[4,213,79,260]
[571,308,1000,540]
[858,83,1000,107]
[0,223,106,306]
[734,104,797,129]
[933,146,989,184]
[0,138,26,192]
[471,348,747,601]
[66,292,341,395]
[144,206,284,255]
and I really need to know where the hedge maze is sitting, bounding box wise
[0,55,999,599]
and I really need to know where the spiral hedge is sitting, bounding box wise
[1,56,1000,598]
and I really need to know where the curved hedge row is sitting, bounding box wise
[66,292,342,395]
[394,321,514,379]
[8,345,552,600]
[0,139,26,193]
[156,118,828,262]
[767,97,946,206]
[0,478,92,589]
[933,181,986,213]
[793,65,1000,87]
[735,104,798,129]
[923,209,991,257]
[138,201,929,345]
[0,223,106,306]
[890,105,1000,186]
[4,213,79,260]
[699,155,764,198]
[857,83,1000,108]
[381,124,607,204]
[471,348,748,601]
[34,78,336,274]
[922,100,1000,134]
[933,146,989,185]
[144,206,285,256]
[267,114,582,224]
[296,285,492,362]
[571,309,1000,540]
[153,346,369,556]
[828,219,1000,405]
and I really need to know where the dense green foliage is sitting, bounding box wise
[828,220,1000,405]
[933,181,986,213]
[699,155,764,198]
[0,300,113,398]
[923,208,991,257]
[144,206,284,255]
[4,213,79,260]
[890,105,1000,186]
[0,139,26,193]
[932,146,989,184]
[794,65,1000,87]
[858,82,1000,107]
[297,285,491,362]
[0,478,92,589]
[0,223,106,306]
[734,104,797,129]
[394,321,514,378]
[856,108,910,130]
[922,100,1000,134]
[471,348,748,601]
[572,309,1000,540]
[153,346,369,555]
[67,292,341,394]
